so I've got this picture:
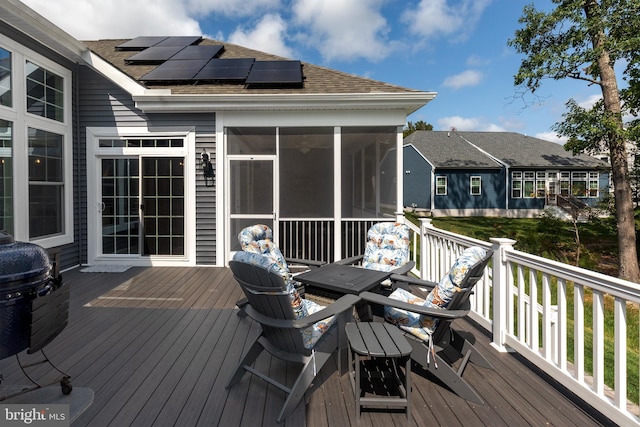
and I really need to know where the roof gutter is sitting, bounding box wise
[131,91,437,115]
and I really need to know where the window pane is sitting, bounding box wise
[471,176,481,195]
[341,126,397,217]
[228,127,276,154]
[0,48,11,107]
[280,127,333,217]
[0,120,13,233]
[25,61,64,122]
[28,128,63,238]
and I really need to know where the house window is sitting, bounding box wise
[28,128,63,238]
[560,172,570,196]
[523,172,535,198]
[436,176,447,195]
[572,172,588,197]
[470,176,481,195]
[512,180,522,198]
[0,48,11,107]
[0,119,12,233]
[589,172,599,197]
[536,172,546,197]
[0,34,72,246]
[26,61,64,122]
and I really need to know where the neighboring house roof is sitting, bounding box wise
[404,131,502,169]
[406,131,610,170]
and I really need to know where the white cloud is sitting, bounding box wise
[291,0,391,62]
[21,0,202,39]
[437,116,505,132]
[228,14,294,58]
[402,0,492,41]
[577,94,602,109]
[442,70,483,89]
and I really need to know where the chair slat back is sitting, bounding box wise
[431,250,493,343]
[230,259,307,353]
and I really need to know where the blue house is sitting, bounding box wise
[403,131,610,217]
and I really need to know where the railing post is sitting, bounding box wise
[490,237,516,353]
[419,218,434,281]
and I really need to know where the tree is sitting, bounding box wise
[509,0,640,282]
[403,120,433,137]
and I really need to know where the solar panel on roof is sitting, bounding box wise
[140,59,209,81]
[116,37,168,50]
[245,60,303,85]
[125,46,186,64]
[154,36,202,47]
[170,45,224,60]
[194,58,255,80]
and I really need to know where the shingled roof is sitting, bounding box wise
[83,37,424,96]
[405,131,610,169]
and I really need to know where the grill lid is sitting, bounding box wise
[0,231,52,290]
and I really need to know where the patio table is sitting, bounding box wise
[295,263,392,297]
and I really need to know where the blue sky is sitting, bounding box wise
[22,0,608,143]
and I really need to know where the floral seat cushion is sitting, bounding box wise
[232,250,335,349]
[362,222,411,272]
[384,246,487,341]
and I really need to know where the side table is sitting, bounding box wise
[345,322,412,424]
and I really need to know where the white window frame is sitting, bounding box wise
[470,176,481,196]
[435,176,447,195]
[0,34,73,247]
[86,126,196,267]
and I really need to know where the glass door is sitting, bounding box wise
[100,156,184,257]
[227,157,276,252]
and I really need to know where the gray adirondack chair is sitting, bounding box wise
[360,246,494,404]
[226,251,359,423]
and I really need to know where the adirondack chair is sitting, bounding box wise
[226,251,359,423]
[235,224,324,313]
[336,222,415,275]
[360,246,494,404]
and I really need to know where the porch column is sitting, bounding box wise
[490,237,516,352]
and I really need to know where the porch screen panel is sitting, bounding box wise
[341,127,397,217]
[101,158,139,255]
[0,120,12,233]
[279,127,333,217]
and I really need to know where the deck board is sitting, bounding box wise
[0,266,614,426]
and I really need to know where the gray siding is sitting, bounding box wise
[77,66,217,265]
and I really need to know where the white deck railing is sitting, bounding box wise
[415,218,640,427]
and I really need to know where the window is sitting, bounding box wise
[589,172,599,197]
[523,172,535,198]
[560,172,570,196]
[536,172,546,197]
[0,35,72,246]
[26,61,64,122]
[470,176,481,195]
[572,172,588,197]
[0,48,11,107]
[28,128,63,238]
[436,176,447,195]
[0,120,12,233]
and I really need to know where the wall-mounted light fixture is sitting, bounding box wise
[201,149,214,187]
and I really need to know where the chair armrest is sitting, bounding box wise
[389,261,415,276]
[294,294,360,327]
[240,294,361,329]
[388,273,437,289]
[286,258,326,268]
[333,255,363,265]
[359,291,469,320]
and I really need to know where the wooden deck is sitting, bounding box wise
[0,266,614,426]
